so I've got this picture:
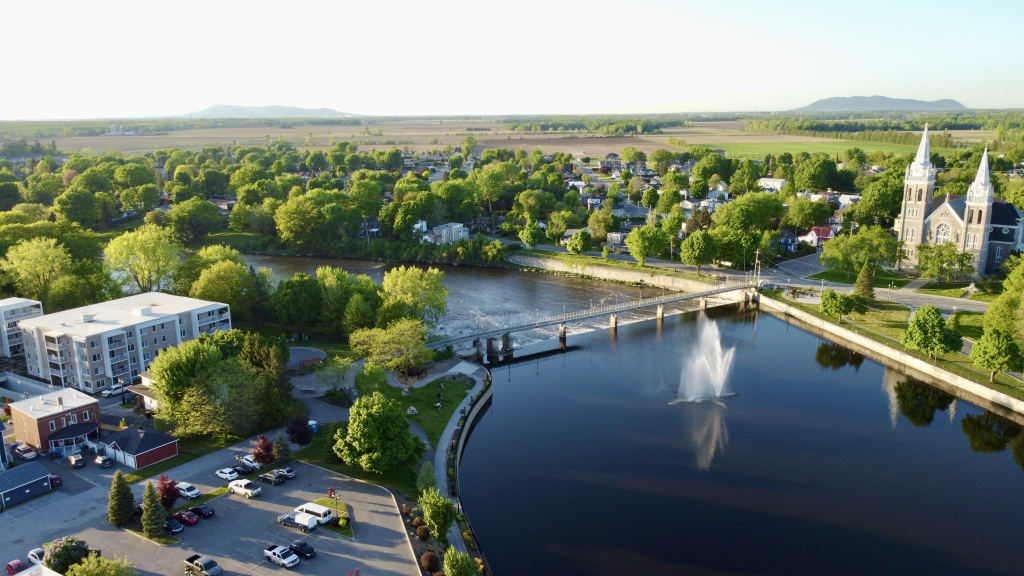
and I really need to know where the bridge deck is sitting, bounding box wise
[430,280,754,349]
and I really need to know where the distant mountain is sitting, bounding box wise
[791,96,967,113]
[185,104,353,119]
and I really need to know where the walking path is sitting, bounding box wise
[899,278,931,291]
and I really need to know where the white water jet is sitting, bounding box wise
[689,404,729,471]
[672,319,736,404]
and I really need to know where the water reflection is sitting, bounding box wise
[814,342,865,371]
[961,412,1022,453]
[681,403,729,471]
[894,379,955,427]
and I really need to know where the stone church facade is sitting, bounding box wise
[896,126,1022,277]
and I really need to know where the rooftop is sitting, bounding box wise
[9,389,98,416]
[0,297,41,310]
[102,427,177,456]
[0,460,50,494]
[18,292,225,338]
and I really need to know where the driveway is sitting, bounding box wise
[36,462,418,576]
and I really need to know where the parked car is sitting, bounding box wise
[68,454,85,468]
[164,517,184,534]
[241,455,264,470]
[13,445,37,460]
[215,468,238,481]
[177,482,201,499]
[288,541,316,559]
[27,549,44,565]
[228,479,261,499]
[94,455,112,468]
[173,510,201,526]
[277,512,318,533]
[48,474,63,487]
[184,555,224,576]
[294,503,333,525]
[101,384,124,398]
[274,467,296,479]
[263,545,299,569]
[5,560,27,575]
[189,504,216,518]
[258,472,284,485]
[232,463,255,476]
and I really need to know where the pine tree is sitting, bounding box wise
[273,431,292,463]
[854,261,875,299]
[141,480,166,539]
[416,462,436,495]
[107,470,136,527]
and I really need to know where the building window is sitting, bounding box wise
[996,247,1003,262]
[180,330,186,337]
[128,344,135,351]
[90,340,98,348]
[94,367,102,375]
[152,338,157,345]
[917,189,922,201]
[935,224,951,244]
[179,318,184,325]
[92,354,100,362]
[160,323,165,330]
[162,336,166,342]
[143,352,150,360]
[140,327,147,335]
[84,410,90,421]
[130,357,137,364]
[978,209,983,222]
[142,340,149,348]
[127,331,133,338]
[49,421,56,431]
[69,414,77,424]
[954,231,960,243]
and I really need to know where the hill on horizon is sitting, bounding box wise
[791,96,967,112]
[183,104,353,119]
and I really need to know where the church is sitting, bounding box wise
[896,126,1023,277]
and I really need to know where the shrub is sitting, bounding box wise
[401,504,411,515]
[410,507,423,519]
[416,526,431,540]
[412,517,425,528]
[43,537,91,574]
[420,552,441,572]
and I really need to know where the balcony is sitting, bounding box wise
[8,335,21,345]
[4,308,40,321]
[108,340,128,351]
[109,353,129,363]
[198,313,229,326]
[110,366,130,377]
[45,341,69,351]
[49,366,74,377]
[47,354,69,363]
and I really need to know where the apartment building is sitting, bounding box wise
[0,297,43,370]
[19,292,230,393]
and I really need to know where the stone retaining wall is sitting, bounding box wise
[510,254,718,292]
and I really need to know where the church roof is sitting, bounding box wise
[914,124,930,165]
[926,195,966,222]
[990,200,1021,226]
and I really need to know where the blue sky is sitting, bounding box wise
[3,0,1021,119]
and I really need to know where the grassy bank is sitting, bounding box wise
[764,291,1024,400]
[807,268,911,289]
[916,282,971,298]
[518,248,718,284]
[312,497,353,538]
[357,378,470,448]
[295,422,418,498]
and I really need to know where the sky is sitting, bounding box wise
[4,0,1022,120]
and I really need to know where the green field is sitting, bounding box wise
[708,141,955,160]
[916,282,970,298]
[807,268,911,289]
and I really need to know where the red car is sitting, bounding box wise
[48,474,63,487]
[6,560,27,575]
[173,510,200,526]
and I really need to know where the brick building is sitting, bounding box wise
[9,390,100,455]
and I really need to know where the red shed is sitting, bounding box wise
[100,427,179,469]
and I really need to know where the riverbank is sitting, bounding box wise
[759,293,1024,422]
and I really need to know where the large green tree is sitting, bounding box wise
[902,305,962,360]
[969,328,1023,382]
[334,391,426,473]
[166,197,222,243]
[114,164,156,190]
[190,260,257,320]
[710,192,785,232]
[680,229,715,275]
[566,229,591,255]
[349,318,432,376]
[67,555,140,576]
[54,187,98,228]
[120,184,161,215]
[105,224,181,293]
[624,224,666,266]
[274,273,322,333]
[107,470,136,527]
[141,480,166,539]
[381,266,449,327]
[149,339,223,413]
[1,237,72,302]
[420,487,458,541]
[917,242,975,284]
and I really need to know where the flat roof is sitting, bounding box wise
[0,297,41,309]
[18,292,226,338]
[9,389,98,417]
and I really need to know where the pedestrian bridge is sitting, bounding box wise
[429,279,756,351]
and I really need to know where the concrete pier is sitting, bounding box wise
[610,314,617,328]
[656,305,664,320]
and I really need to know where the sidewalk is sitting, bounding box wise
[898,278,930,291]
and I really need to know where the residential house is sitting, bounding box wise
[413,220,429,234]
[9,389,100,455]
[0,460,52,510]
[758,178,788,193]
[604,153,620,160]
[18,293,231,392]
[126,371,159,411]
[584,193,606,210]
[799,226,835,247]
[598,160,621,172]
[837,194,861,209]
[423,222,469,245]
[606,231,628,252]
[99,426,179,469]
[560,228,582,245]
[778,229,801,253]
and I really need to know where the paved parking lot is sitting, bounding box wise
[34,462,418,576]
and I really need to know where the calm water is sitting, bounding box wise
[242,255,717,348]
[459,307,1024,576]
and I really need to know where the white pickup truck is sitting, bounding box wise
[228,479,261,499]
[263,545,299,569]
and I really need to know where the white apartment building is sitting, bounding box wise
[423,222,469,245]
[19,293,230,392]
[0,298,44,363]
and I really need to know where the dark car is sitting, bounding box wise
[258,472,284,485]
[275,467,296,479]
[47,474,63,487]
[288,541,315,559]
[163,517,184,534]
[232,463,255,476]
[69,454,85,468]
[189,504,216,518]
[94,455,112,468]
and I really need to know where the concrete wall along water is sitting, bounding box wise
[510,254,718,293]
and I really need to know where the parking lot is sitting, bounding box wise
[55,462,419,576]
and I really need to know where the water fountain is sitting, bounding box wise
[672,318,736,405]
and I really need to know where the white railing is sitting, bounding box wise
[109,353,129,363]
[198,313,229,325]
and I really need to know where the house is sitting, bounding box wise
[837,194,861,209]
[707,187,730,202]
[9,390,100,455]
[0,460,52,510]
[584,193,606,210]
[778,229,800,253]
[127,371,159,411]
[560,228,582,245]
[606,231,628,252]
[99,426,179,469]
[18,292,231,392]
[422,222,468,245]
[604,153,620,160]
[758,178,788,193]
[413,220,428,234]
[799,226,835,247]
[598,160,621,172]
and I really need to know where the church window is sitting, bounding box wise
[917,189,922,202]
[996,247,1003,263]
[978,209,983,222]
[968,208,974,224]
[907,228,915,242]
[935,224,951,244]
[954,231,960,243]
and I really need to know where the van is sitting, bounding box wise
[294,502,333,525]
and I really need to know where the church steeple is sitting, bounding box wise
[974,147,990,187]
[914,124,930,165]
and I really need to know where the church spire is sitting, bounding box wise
[914,123,930,164]
[974,147,990,187]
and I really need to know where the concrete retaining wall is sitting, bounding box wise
[759,295,1024,422]
[510,254,718,293]
[0,372,63,399]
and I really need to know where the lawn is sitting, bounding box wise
[356,378,470,448]
[836,299,912,340]
[950,311,985,341]
[94,217,145,243]
[916,282,970,298]
[969,282,1003,302]
[195,231,262,250]
[295,422,418,498]
[520,248,717,284]
[312,497,354,538]
[124,453,200,485]
[244,324,354,360]
[126,525,179,546]
[807,268,911,289]
[171,486,229,513]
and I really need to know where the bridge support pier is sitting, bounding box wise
[656,305,664,320]
[486,337,498,363]
[557,324,566,349]
[472,339,484,357]
[610,314,617,329]
[700,297,707,311]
